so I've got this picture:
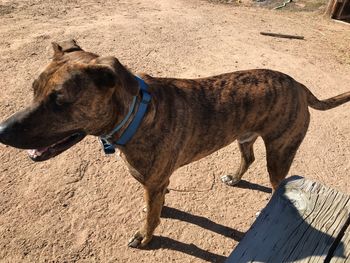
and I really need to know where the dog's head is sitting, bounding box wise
[0,39,139,161]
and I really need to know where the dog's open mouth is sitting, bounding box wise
[27,132,86,162]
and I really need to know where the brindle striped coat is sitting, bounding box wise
[0,40,349,248]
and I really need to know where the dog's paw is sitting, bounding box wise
[128,231,152,248]
[221,175,241,186]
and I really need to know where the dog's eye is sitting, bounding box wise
[50,92,66,107]
[56,94,66,106]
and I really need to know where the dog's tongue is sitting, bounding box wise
[27,147,49,158]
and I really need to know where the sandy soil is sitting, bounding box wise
[0,0,349,262]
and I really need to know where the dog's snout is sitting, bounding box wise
[0,109,33,148]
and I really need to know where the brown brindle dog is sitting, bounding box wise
[0,40,349,248]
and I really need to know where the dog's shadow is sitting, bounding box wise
[233,179,272,194]
[147,235,227,263]
[145,206,245,262]
[161,206,244,241]
[146,180,271,262]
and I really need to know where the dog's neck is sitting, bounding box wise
[101,76,155,148]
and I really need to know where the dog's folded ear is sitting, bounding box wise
[84,63,117,89]
[52,39,83,58]
[85,56,139,95]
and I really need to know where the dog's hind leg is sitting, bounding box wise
[128,179,170,248]
[263,116,309,190]
[221,134,258,186]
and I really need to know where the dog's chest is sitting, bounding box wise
[118,150,145,184]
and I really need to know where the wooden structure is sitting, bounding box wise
[325,0,350,21]
[226,176,350,262]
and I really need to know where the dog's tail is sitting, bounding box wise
[302,85,350,111]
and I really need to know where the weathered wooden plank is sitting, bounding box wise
[337,0,350,19]
[330,218,350,262]
[226,176,350,263]
[326,0,350,19]
[325,0,340,17]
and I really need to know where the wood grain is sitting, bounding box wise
[330,218,350,262]
[226,176,350,263]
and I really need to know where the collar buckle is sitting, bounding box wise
[99,137,116,154]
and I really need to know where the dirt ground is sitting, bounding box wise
[0,0,349,262]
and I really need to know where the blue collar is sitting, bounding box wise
[99,76,151,154]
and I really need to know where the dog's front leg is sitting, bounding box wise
[128,181,169,248]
